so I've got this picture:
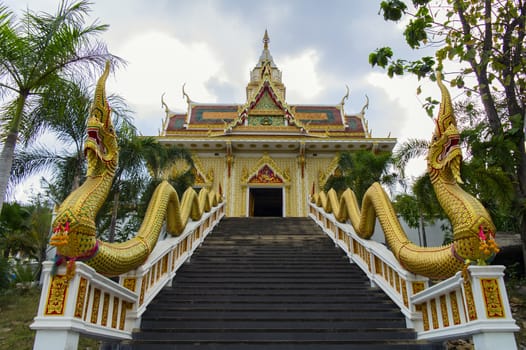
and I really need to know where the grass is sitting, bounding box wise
[0,287,100,350]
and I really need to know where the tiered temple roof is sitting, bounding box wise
[159,31,394,154]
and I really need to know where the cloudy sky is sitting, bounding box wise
[6,0,446,200]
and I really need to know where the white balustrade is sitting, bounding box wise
[308,201,519,350]
[31,201,225,350]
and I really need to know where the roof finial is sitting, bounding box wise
[263,29,270,50]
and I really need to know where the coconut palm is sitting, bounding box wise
[324,150,396,203]
[96,137,195,242]
[0,0,121,212]
[9,81,133,204]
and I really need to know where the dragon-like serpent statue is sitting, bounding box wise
[49,61,222,277]
[312,73,499,279]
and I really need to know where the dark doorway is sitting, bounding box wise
[250,188,283,217]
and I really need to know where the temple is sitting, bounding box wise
[157,31,396,217]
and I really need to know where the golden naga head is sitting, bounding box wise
[427,72,462,183]
[85,60,118,176]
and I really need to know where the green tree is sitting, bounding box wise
[96,140,195,243]
[9,81,133,204]
[370,0,526,267]
[0,202,31,259]
[25,196,53,279]
[0,0,121,213]
[324,150,396,203]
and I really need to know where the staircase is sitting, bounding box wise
[130,218,441,349]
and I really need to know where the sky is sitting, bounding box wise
[5,0,445,201]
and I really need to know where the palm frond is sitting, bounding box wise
[9,144,65,188]
[392,138,430,176]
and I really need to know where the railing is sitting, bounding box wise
[309,201,519,350]
[31,201,225,350]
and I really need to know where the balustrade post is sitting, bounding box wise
[32,262,82,350]
[463,266,518,350]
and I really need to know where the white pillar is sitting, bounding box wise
[473,332,517,350]
[33,329,79,350]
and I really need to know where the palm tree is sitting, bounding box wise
[324,150,396,203]
[9,81,133,203]
[95,137,195,243]
[0,202,31,259]
[0,0,121,212]
[28,197,53,278]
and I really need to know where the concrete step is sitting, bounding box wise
[129,218,439,350]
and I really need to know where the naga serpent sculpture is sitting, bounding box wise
[49,61,222,277]
[311,73,498,279]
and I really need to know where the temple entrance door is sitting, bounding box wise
[249,188,283,217]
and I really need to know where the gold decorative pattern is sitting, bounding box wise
[162,255,169,274]
[450,291,461,325]
[91,288,101,324]
[119,301,129,330]
[481,278,505,318]
[412,282,426,311]
[45,274,69,316]
[241,153,290,184]
[318,155,340,189]
[440,295,450,327]
[412,282,426,294]
[310,73,497,279]
[295,112,328,120]
[101,293,110,326]
[139,277,146,305]
[112,296,119,328]
[74,277,88,318]
[464,278,478,321]
[430,299,439,329]
[248,164,283,184]
[421,304,430,331]
[123,278,136,292]
[47,62,224,277]
[192,156,213,187]
[83,286,92,321]
[201,111,237,119]
[374,256,382,276]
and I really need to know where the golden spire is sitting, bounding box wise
[263,29,270,50]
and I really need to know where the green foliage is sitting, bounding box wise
[404,7,432,48]
[393,193,420,228]
[0,202,31,259]
[369,47,393,68]
[11,263,36,284]
[372,0,526,267]
[324,150,394,203]
[0,0,122,213]
[371,0,526,120]
[0,256,10,291]
[394,97,521,235]
[379,0,407,21]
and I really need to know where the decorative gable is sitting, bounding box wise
[241,153,290,186]
[248,165,283,184]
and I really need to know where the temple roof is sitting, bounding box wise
[160,31,392,150]
[256,30,277,68]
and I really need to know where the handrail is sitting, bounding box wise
[31,201,225,350]
[308,201,519,350]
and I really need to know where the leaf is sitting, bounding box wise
[369,47,393,68]
[380,0,408,21]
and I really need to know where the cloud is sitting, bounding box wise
[366,72,438,177]
[4,0,450,200]
[106,31,225,133]
[280,49,325,102]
